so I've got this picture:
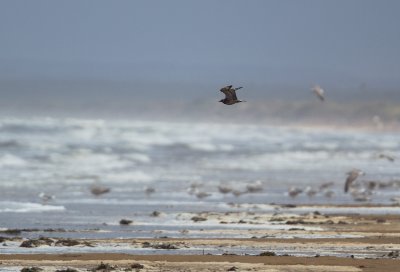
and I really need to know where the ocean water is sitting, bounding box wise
[0,117,399,238]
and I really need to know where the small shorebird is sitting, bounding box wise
[218,185,233,194]
[90,185,111,196]
[219,85,245,105]
[344,169,365,193]
[311,85,325,101]
[38,192,55,203]
[305,186,317,197]
[246,181,263,193]
[288,186,303,198]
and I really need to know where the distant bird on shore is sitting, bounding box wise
[218,185,233,194]
[246,181,263,193]
[311,85,325,101]
[219,85,245,105]
[196,191,211,199]
[90,185,111,196]
[145,186,156,196]
[288,186,303,198]
[344,169,365,193]
[38,192,55,203]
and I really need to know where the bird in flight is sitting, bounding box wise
[378,153,395,162]
[311,85,325,101]
[344,169,365,193]
[219,85,245,105]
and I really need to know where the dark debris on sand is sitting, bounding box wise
[386,250,400,258]
[142,241,180,249]
[1,229,22,235]
[259,251,276,256]
[91,262,117,272]
[55,269,79,272]
[191,216,207,222]
[0,236,21,242]
[20,237,92,248]
[0,228,67,235]
[130,263,145,270]
[20,237,54,248]
[21,267,43,272]
[119,219,133,225]
[55,239,80,247]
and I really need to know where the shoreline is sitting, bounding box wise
[1,206,399,271]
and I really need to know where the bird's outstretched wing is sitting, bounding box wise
[220,85,234,100]
[344,171,359,192]
[220,85,243,101]
[231,86,243,100]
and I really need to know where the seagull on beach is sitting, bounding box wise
[219,85,245,105]
[311,85,325,101]
[344,169,365,193]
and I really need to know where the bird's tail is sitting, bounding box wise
[235,86,243,91]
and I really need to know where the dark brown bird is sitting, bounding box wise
[344,169,365,193]
[219,85,245,105]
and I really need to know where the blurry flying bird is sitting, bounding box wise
[344,169,365,193]
[378,153,395,162]
[311,85,325,101]
[219,85,245,105]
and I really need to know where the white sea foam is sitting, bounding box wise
[188,142,234,152]
[0,201,65,213]
[124,153,151,163]
[104,171,153,183]
[0,154,27,168]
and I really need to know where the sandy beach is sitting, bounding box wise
[1,205,399,271]
[2,253,400,272]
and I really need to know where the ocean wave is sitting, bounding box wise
[104,171,154,183]
[0,154,27,168]
[187,143,234,152]
[0,201,65,213]
[0,140,22,148]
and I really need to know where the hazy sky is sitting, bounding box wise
[1,0,400,101]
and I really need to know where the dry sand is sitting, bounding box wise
[1,253,399,272]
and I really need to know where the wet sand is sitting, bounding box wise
[1,253,400,272]
[1,208,399,272]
